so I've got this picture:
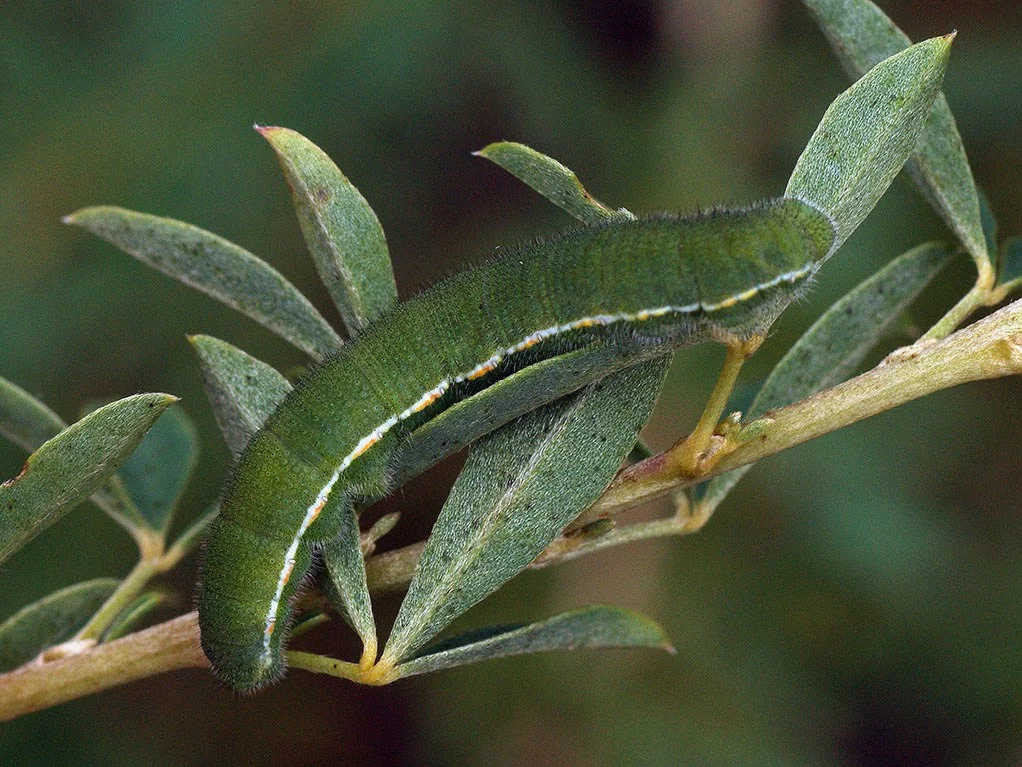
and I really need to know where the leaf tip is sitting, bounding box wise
[473,141,517,160]
[254,125,291,145]
[61,207,100,227]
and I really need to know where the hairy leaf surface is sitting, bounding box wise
[0,393,176,563]
[66,207,341,359]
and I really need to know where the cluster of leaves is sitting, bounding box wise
[3,0,1022,701]
[0,385,206,670]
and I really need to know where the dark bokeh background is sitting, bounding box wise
[2,1,1021,764]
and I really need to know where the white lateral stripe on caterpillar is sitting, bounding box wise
[259,258,816,655]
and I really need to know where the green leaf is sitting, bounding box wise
[394,330,664,488]
[382,359,668,665]
[802,0,989,272]
[322,507,377,664]
[188,335,292,455]
[64,207,342,359]
[101,591,167,642]
[0,376,64,454]
[997,238,1022,294]
[395,606,672,678]
[0,578,119,672]
[785,35,953,253]
[258,126,397,334]
[0,393,176,564]
[0,378,150,535]
[117,405,198,535]
[474,142,633,225]
[698,242,951,514]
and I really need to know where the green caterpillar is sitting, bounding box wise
[197,196,835,691]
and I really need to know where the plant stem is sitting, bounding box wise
[921,257,1001,341]
[593,295,1022,514]
[364,541,425,594]
[2,298,1022,720]
[0,613,206,721]
[74,556,160,642]
[533,515,686,567]
[286,651,365,683]
[568,337,755,534]
[921,283,988,340]
[665,338,758,475]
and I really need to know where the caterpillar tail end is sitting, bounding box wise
[199,630,286,693]
[197,516,292,692]
[197,577,287,692]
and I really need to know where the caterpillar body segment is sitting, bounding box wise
[198,198,835,690]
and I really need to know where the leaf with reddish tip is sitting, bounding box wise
[65,206,341,359]
[258,126,397,334]
[0,393,176,564]
[0,376,151,535]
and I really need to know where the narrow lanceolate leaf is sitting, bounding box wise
[0,393,176,564]
[698,242,951,514]
[258,126,397,334]
[117,406,198,535]
[322,508,377,664]
[394,337,666,487]
[0,378,148,534]
[64,207,342,359]
[998,238,1022,294]
[382,359,668,665]
[0,376,64,454]
[0,578,120,672]
[101,591,168,642]
[785,35,953,253]
[188,335,292,455]
[475,142,633,225]
[474,144,667,527]
[802,0,989,273]
[396,606,672,678]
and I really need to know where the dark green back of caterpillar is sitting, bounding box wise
[198,197,834,691]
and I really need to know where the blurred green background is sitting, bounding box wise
[2,1,1022,764]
